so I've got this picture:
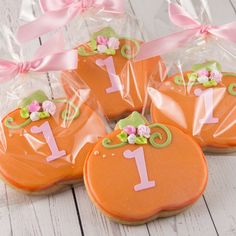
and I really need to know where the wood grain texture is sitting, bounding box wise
[1,0,236,236]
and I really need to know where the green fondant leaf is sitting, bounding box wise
[20,107,30,119]
[135,136,147,145]
[192,61,222,72]
[117,131,128,143]
[89,39,97,51]
[18,90,48,108]
[203,80,217,87]
[92,27,118,40]
[105,48,116,55]
[117,112,148,129]
[39,111,50,119]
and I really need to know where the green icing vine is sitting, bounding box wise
[4,92,80,130]
[102,112,172,149]
[228,83,236,96]
[148,123,172,148]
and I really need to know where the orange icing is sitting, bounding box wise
[62,39,164,119]
[84,125,207,223]
[0,101,106,192]
[151,73,236,149]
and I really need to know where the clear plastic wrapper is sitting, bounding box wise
[18,0,165,121]
[140,1,236,152]
[0,30,109,195]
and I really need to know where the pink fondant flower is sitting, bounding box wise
[210,70,222,83]
[96,35,108,45]
[28,101,41,113]
[42,100,56,116]
[137,125,151,138]
[107,37,120,50]
[197,69,209,77]
[97,45,108,53]
[128,134,136,144]
[123,125,136,135]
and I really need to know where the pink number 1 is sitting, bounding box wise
[31,121,66,162]
[194,88,219,124]
[96,57,123,94]
[123,147,156,192]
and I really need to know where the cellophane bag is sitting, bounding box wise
[0,29,109,195]
[140,1,236,152]
[18,0,165,123]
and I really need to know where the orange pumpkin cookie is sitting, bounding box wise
[150,61,236,152]
[84,112,207,224]
[61,27,164,120]
[0,90,107,194]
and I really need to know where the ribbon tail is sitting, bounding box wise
[98,0,124,13]
[31,50,78,72]
[0,61,18,83]
[17,5,79,43]
[210,22,236,43]
[135,28,199,61]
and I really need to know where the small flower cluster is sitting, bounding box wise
[90,35,120,55]
[20,100,56,121]
[188,68,222,87]
[117,125,151,145]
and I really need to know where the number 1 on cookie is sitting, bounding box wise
[123,147,156,192]
[96,57,123,94]
[31,121,66,162]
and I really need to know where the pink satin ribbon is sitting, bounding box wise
[136,3,236,61]
[0,33,78,83]
[17,0,124,43]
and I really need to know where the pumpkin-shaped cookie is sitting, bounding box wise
[150,61,236,152]
[0,90,107,194]
[84,112,207,224]
[61,27,164,119]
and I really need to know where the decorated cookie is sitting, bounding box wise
[0,90,107,194]
[150,61,236,152]
[62,27,164,119]
[84,112,207,224]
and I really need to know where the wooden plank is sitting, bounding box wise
[5,187,82,236]
[203,156,236,235]
[129,0,170,40]
[74,185,150,236]
[148,197,217,236]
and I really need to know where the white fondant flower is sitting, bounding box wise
[137,125,151,138]
[197,75,209,84]
[97,45,108,53]
[30,112,40,121]
[42,100,56,116]
[107,37,120,50]
[128,134,136,144]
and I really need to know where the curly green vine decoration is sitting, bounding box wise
[119,38,140,59]
[4,99,80,130]
[228,83,236,96]
[102,123,172,149]
[148,124,172,148]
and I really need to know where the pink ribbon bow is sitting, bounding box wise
[0,33,78,83]
[17,0,124,43]
[136,3,236,61]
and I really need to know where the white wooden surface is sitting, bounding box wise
[0,0,236,235]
